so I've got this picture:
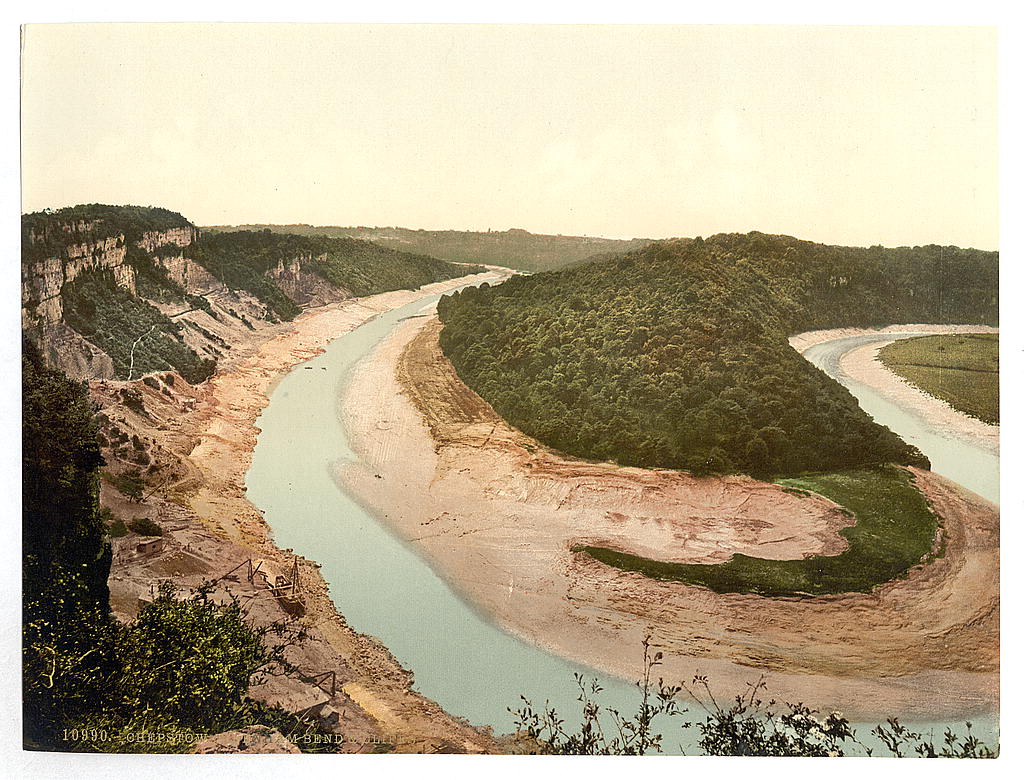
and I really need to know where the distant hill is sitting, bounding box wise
[203,224,655,272]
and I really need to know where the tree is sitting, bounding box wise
[23,340,115,746]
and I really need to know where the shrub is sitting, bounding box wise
[105,469,145,502]
[127,517,162,537]
[511,637,684,755]
[119,388,146,415]
[60,582,334,754]
[102,507,128,538]
[514,640,996,757]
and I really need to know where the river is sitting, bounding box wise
[244,285,651,746]
[802,333,998,506]
[246,297,998,753]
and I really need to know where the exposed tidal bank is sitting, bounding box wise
[790,324,999,456]
[338,314,998,722]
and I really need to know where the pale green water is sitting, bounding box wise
[245,305,997,754]
[244,287,657,746]
[802,332,999,749]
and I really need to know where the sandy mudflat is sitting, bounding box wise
[339,315,999,721]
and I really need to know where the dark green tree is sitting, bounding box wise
[22,340,115,746]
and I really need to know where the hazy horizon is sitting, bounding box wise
[21,24,998,250]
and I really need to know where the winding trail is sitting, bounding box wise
[127,324,157,381]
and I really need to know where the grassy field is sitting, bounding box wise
[574,466,940,597]
[878,333,998,424]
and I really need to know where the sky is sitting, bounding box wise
[20,24,997,249]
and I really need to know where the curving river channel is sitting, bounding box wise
[803,333,998,506]
[246,294,998,752]
[244,284,646,742]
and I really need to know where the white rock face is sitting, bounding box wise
[137,225,199,252]
[267,252,351,306]
[21,221,203,378]
[153,252,220,294]
[22,226,204,326]
[22,237,133,326]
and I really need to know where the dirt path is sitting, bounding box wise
[338,315,999,721]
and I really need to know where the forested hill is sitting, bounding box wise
[437,232,998,477]
[203,223,654,273]
[191,229,480,303]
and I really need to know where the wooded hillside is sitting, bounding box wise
[438,232,997,476]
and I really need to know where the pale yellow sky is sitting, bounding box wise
[21,24,997,249]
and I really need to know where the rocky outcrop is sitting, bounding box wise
[21,218,214,380]
[267,254,349,307]
[153,253,220,295]
[137,226,199,253]
[21,225,205,331]
[22,235,132,327]
[22,206,459,385]
[39,323,116,382]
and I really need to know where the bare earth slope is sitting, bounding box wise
[339,315,998,721]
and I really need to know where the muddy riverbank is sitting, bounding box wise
[338,314,999,722]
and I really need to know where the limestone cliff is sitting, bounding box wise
[22,234,132,327]
[267,253,350,307]
[22,204,475,383]
[153,252,220,295]
[21,209,212,381]
[20,210,352,382]
[22,219,201,330]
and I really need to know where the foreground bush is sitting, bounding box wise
[512,639,995,757]
[23,352,338,753]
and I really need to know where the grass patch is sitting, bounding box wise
[878,333,998,424]
[574,466,940,597]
